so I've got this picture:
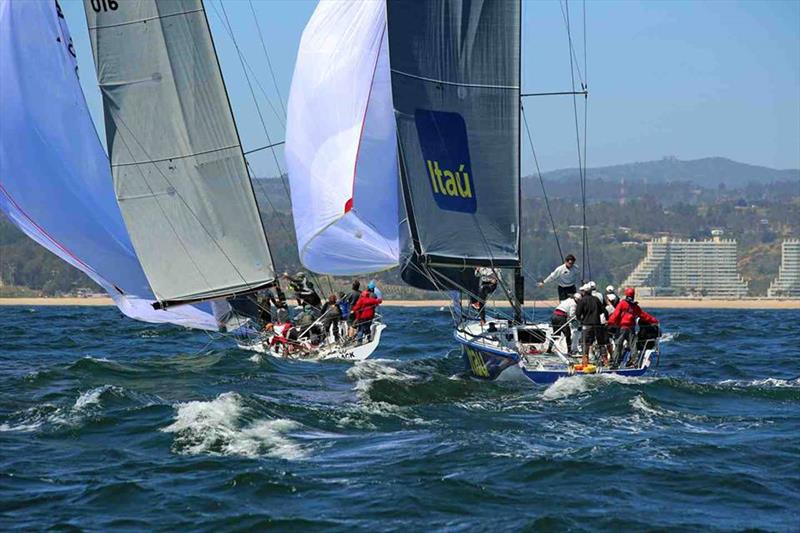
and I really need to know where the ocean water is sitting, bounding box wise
[0,305,798,531]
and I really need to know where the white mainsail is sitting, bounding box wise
[0,0,216,329]
[84,0,275,306]
[285,0,399,275]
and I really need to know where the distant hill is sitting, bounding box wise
[535,157,800,189]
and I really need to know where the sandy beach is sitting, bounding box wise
[0,297,797,309]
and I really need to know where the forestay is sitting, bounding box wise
[285,0,399,275]
[0,0,215,330]
[84,0,275,305]
[387,0,521,268]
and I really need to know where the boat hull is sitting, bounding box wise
[457,337,520,381]
[519,363,651,384]
[238,323,385,362]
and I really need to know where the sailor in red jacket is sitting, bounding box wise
[351,290,382,342]
[607,287,658,368]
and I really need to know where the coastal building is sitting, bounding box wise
[622,233,749,297]
[767,239,800,298]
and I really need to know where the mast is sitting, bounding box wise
[513,0,524,323]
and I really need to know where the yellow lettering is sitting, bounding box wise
[466,347,489,377]
[456,164,472,198]
[427,160,439,194]
[433,161,446,194]
[443,169,458,196]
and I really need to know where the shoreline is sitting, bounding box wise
[0,297,797,309]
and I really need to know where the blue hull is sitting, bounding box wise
[457,337,519,381]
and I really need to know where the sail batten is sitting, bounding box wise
[84,0,275,304]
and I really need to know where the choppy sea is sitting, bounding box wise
[1,305,798,531]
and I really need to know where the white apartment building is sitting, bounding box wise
[622,234,749,297]
[767,239,800,298]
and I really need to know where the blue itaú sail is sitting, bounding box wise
[0,0,214,329]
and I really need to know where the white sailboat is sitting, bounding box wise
[1,0,387,361]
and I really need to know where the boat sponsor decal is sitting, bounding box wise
[462,344,518,380]
[414,109,476,213]
[464,346,490,378]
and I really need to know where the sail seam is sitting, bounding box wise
[87,9,204,31]
[390,69,519,90]
[111,144,240,168]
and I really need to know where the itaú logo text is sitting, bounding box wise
[426,160,473,199]
[415,109,476,213]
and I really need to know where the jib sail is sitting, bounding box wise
[84,0,275,306]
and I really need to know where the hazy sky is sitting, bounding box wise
[62,0,800,179]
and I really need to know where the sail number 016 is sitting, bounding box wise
[91,0,119,12]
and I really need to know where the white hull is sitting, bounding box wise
[237,322,385,362]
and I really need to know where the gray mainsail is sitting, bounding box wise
[388,0,521,270]
[84,0,274,306]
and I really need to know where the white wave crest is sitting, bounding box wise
[161,392,306,460]
[718,377,800,388]
[74,385,117,410]
[541,373,653,401]
[659,331,679,343]
[1,385,124,433]
[346,359,418,395]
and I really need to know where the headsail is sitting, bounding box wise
[387,0,521,270]
[84,0,275,305]
[0,0,215,329]
[285,0,399,275]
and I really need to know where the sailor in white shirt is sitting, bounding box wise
[538,254,580,301]
[548,292,581,354]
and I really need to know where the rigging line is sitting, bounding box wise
[217,1,291,203]
[247,0,286,118]
[582,0,592,280]
[468,213,522,321]
[244,141,285,155]
[521,90,588,97]
[558,0,585,88]
[564,0,588,280]
[244,161,294,245]
[521,104,564,262]
[207,1,285,129]
[425,265,518,325]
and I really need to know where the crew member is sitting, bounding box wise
[368,279,383,299]
[548,293,580,354]
[470,267,499,324]
[351,289,383,342]
[283,271,321,308]
[575,283,611,366]
[320,294,342,342]
[607,287,659,368]
[344,280,362,338]
[538,254,580,301]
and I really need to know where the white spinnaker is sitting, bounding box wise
[0,0,215,330]
[286,0,399,275]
